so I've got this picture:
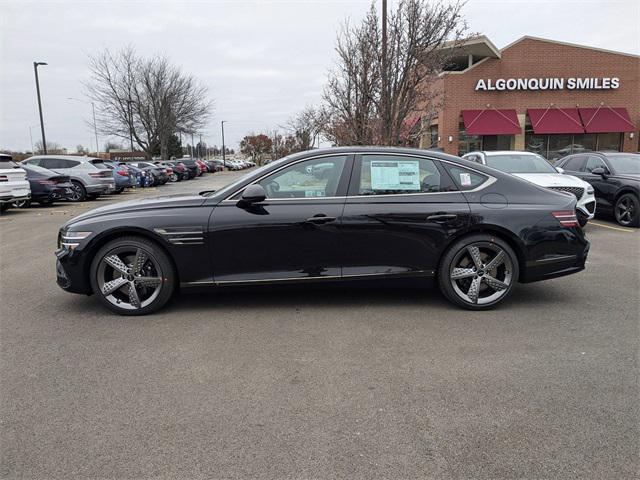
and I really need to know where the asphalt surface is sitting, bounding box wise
[1,169,639,479]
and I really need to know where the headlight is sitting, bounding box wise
[59,231,92,250]
[586,186,594,195]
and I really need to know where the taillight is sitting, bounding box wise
[552,211,579,227]
[117,169,128,176]
[0,175,7,182]
[37,179,56,185]
[88,172,101,178]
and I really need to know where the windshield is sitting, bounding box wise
[607,154,640,174]
[484,154,557,174]
[206,158,289,198]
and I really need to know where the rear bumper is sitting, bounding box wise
[86,183,112,194]
[0,182,31,203]
[520,239,590,283]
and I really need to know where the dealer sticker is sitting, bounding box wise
[460,172,472,187]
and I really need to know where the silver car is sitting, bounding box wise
[22,156,115,202]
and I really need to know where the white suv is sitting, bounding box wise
[0,154,31,213]
[463,151,596,226]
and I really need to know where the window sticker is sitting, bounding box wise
[370,160,420,191]
[459,172,472,187]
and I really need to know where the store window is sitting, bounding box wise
[572,134,597,153]
[597,133,622,151]
[547,135,573,162]
[525,130,548,157]
[458,123,483,156]
[482,135,513,151]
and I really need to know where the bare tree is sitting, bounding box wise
[34,140,63,154]
[85,47,212,159]
[284,105,324,151]
[323,5,380,146]
[323,0,468,146]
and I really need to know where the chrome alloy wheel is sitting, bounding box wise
[68,183,84,202]
[449,242,513,305]
[96,246,164,310]
[615,196,636,226]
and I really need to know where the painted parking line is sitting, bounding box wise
[589,221,636,233]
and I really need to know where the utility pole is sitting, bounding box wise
[126,99,134,160]
[28,126,34,153]
[191,133,195,158]
[33,62,48,154]
[67,98,100,155]
[221,121,227,167]
[381,0,389,145]
[199,134,202,158]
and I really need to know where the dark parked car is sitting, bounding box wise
[154,161,181,182]
[177,158,200,179]
[122,164,152,188]
[13,163,73,207]
[55,147,589,316]
[555,152,640,227]
[123,162,168,186]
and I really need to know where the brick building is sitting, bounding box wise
[420,36,639,160]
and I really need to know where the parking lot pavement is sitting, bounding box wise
[1,171,639,479]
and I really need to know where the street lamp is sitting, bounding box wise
[33,61,47,155]
[67,98,99,155]
[126,99,135,159]
[221,120,227,167]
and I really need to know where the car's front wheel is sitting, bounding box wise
[438,234,519,310]
[90,236,176,315]
[614,193,639,227]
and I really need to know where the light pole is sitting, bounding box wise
[68,98,100,154]
[33,61,47,154]
[221,121,227,167]
[126,99,135,159]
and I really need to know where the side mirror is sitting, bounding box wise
[591,167,607,176]
[555,167,565,174]
[238,184,266,206]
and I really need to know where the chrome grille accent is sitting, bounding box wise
[154,227,204,245]
[548,186,584,200]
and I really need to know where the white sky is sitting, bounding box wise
[1,0,638,152]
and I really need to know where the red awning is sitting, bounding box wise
[461,109,521,135]
[579,107,636,133]
[527,108,584,134]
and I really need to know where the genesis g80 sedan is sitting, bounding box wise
[56,147,589,315]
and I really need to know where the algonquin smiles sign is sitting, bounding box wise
[474,77,620,91]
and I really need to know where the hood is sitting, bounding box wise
[65,194,206,227]
[511,173,589,188]
[612,173,640,183]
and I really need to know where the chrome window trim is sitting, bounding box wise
[220,151,496,204]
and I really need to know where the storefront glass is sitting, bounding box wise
[524,132,622,160]
[457,124,482,156]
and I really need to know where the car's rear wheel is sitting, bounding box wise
[90,236,176,316]
[614,193,639,227]
[170,173,179,182]
[12,199,31,208]
[68,181,86,202]
[438,234,519,310]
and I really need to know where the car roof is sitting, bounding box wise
[25,155,101,162]
[466,150,540,157]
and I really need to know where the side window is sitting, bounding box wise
[562,155,586,172]
[40,158,61,169]
[443,164,489,191]
[64,160,80,168]
[357,155,454,195]
[585,155,606,173]
[23,158,41,166]
[258,156,347,199]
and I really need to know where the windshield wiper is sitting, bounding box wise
[199,190,217,197]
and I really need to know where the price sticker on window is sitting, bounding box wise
[370,160,420,190]
[459,172,472,187]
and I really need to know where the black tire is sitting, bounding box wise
[12,199,31,208]
[170,173,179,182]
[86,193,100,200]
[0,203,9,214]
[89,236,176,316]
[38,198,53,206]
[438,233,519,310]
[68,181,86,202]
[113,188,124,194]
[614,193,639,227]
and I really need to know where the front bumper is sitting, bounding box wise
[56,248,92,294]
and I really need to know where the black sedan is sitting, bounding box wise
[55,147,589,315]
[16,163,73,207]
[556,152,639,227]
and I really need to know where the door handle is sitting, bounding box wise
[305,215,336,224]
[427,214,458,222]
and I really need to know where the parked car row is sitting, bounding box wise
[462,150,639,228]
[0,154,244,214]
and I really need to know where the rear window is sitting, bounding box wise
[444,164,489,191]
[0,160,18,169]
[91,161,109,170]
